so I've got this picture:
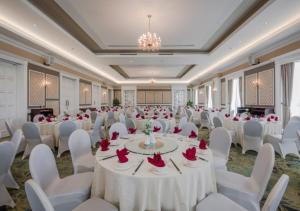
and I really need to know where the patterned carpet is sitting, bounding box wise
[1,129,299,211]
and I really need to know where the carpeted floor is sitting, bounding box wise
[1,128,300,211]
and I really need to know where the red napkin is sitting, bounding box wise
[267,117,271,122]
[128,128,137,134]
[189,130,197,138]
[84,114,89,118]
[233,117,239,121]
[77,116,83,120]
[76,114,81,117]
[199,139,207,150]
[99,139,110,151]
[111,131,119,140]
[141,115,145,119]
[173,126,182,134]
[270,115,275,119]
[152,116,158,120]
[211,110,215,112]
[182,147,197,161]
[63,117,69,121]
[225,113,230,118]
[260,114,265,118]
[153,126,161,132]
[170,113,173,118]
[116,148,129,163]
[145,112,148,115]
[164,115,168,119]
[38,116,45,122]
[136,114,140,118]
[147,153,165,167]
[275,116,279,121]
[46,117,52,122]
[244,116,251,121]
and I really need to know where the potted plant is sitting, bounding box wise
[113,98,120,107]
[186,100,193,107]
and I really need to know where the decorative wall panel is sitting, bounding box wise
[258,69,274,106]
[114,90,121,103]
[137,91,145,104]
[124,90,135,106]
[79,81,92,105]
[46,100,59,116]
[245,74,258,105]
[101,88,108,104]
[154,91,163,104]
[221,79,226,105]
[46,74,59,99]
[198,87,205,104]
[162,91,171,104]
[29,70,45,107]
[145,91,155,104]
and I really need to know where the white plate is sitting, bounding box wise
[110,140,120,146]
[114,161,132,171]
[184,160,200,168]
[97,150,114,157]
[151,167,168,175]
[197,149,209,155]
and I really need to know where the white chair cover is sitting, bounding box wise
[22,122,54,159]
[0,141,15,207]
[200,111,211,130]
[178,116,188,129]
[209,127,232,170]
[90,117,105,147]
[3,130,22,189]
[180,122,198,137]
[217,143,275,210]
[242,120,263,154]
[125,118,136,130]
[264,121,300,158]
[158,119,168,133]
[109,122,129,139]
[151,120,163,133]
[69,129,94,174]
[5,119,26,153]
[29,144,93,211]
[119,113,126,125]
[90,111,98,124]
[213,116,223,128]
[58,121,77,157]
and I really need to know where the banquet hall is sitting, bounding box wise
[0,0,300,211]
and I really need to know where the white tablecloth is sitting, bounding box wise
[92,134,216,211]
[37,118,92,146]
[223,118,282,145]
[134,118,176,132]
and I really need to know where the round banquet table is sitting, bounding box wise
[134,118,176,132]
[91,133,217,211]
[223,118,282,145]
[37,118,92,146]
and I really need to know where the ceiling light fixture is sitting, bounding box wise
[138,15,161,52]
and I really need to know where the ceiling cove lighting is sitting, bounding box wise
[138,15,161,52]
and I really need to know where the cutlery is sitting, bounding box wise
[132,160,144,175]
[198,156,208,162]
[170,158,182,174]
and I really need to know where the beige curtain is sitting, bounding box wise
[205,86,209,107]
[239,76,243,106]
[227,79,233,112]
[281,62,294,127]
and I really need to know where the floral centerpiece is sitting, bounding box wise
[143,120,156,147]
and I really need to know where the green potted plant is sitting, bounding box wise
[113,98,120,107]
[186,100,193,107]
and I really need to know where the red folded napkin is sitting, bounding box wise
[145,112,148,115]
[147,153,165,167]
[182,147,197,161]
[189,130,197,138]
[153,126,161,132]
[76,114,81,117]
[173,126,182,134]
[136,114,140,118]
[128,127,137,134]
[225,113,230,118]
[38,116,45,122]
[211,110,215,112]
[170,113,173,118]
[275,116,279,121]
[116,148,129,163]
[164,115,168,119]
[63,117,69,121]
[77,116,83,120]
[152,116,158,120]
[270,115,275,119]
[141,115,145,119]
[199,139,207,150]
[99,139,110,151]
[84,114,89,118]
[267,117,271,122]
[260,114,265,118]
[46,117,52,122]
[233,117,239,121]
[244,116,251,121]
[111,131,119,140]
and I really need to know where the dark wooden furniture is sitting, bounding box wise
[30,108,53,121]
[237,107,274,116]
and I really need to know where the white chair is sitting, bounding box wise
[242,120,263,154]
[69,129,94,174]
[200,111,212,130]
[213,116,237,145]
[29,144,93,211]
[33,114,46,123]
[209,127,232,171]
[216,144,275,211]
[109,122,129,139]
[5,119,26,153]
[178,116,188,129]
[264,121,300,158]
[25,179,118,211]
[89,117,105,148]
[3,130,22,190]
[58,121,77,157]
[22,122,54,160]
[125,118,136,130]
[180,122,198,137]
[90,111,98,124]
[119,113,126,125]
[0,141,16,208]
[158,119,167,133]
[196,174,289,211]
[151,120,163,133]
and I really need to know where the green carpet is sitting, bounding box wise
[1,129,300,211]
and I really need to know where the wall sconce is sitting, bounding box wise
[199,91,203,95]
[213,87,217,92]
[41,80,51,87]
[83,88,89,92]
[252,79,260,86]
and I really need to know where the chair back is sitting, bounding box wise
[151,120,163,133]
[243,120,263,138]
[69,130,92,166]
[11,129,23,159]
[125,118,136,129]
[33,114,45,123]
[209,127,232,160]
[5,119,14,136]
[200,111,209,121]
[282,121,300,141]
[109,122,128,138]
[59,121,77,140]
[0,141,14,179]
[91,117,105,143]
[251,143,275,200]
[107,111,114,120]
[119,113,126,125]
[213,117,223,128]
[179,116,188,128]
[22,122,42,143]
[181,122,198,137]
[25,179,55,211]
[85,109,91,115]
[158,119,167,133]
[29,144,59,190]
[262,174,289,211]
[186,109,192,119]
[90,111,98,123]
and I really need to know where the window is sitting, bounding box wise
[230,77,241,115]
[291,61,300,116]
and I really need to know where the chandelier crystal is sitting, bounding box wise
[138,15,161,51]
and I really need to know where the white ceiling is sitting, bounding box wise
[0,0,300,85]
[119,65,186,78]
[55,0,243,50]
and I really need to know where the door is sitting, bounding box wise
[0,60,17,137]
[61,76,76,114]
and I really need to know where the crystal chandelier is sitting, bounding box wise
[138,15,161,51]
